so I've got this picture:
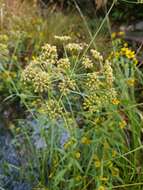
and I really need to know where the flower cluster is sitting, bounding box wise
[54,35,71,43]
[58,77,76,95]
[39,43,58,65]
[108,37,138,65]
[83,60,117,113]
[111,31,125,39]
[22,39,118,117]
[82,56,93,69]
[103,60,114,87]
[57,58,70,71]
[65,43,83,54]
[0,34,9,64]
[120,47,135,59]
[39,99,63,119]
[90,49,103,62]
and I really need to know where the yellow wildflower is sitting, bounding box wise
[58,77,76,95]
[64,141,71,149]
[54,35,71,43]
[95,160,101,168]
[57,58,70,71]
[112,150,117,157]
[75,175,82,181]
[94,156,101,168]
[127,78,135,86]
[111,32,116,39]
[65,43,83,54]
[75,152,81,159]
[40,99,62,119]
[112,98,120,105]
[115,51,120,58]
[100,176,108,182]
[118,31,125,36]
[98,185,106,190]
[41,43,57,61]
[103,60,114,87]
[81,136,91,145]
[106,161,113,168]
[119,120,126,129]
[90,49,103,62]
[82,56,93,69]
[121,47,135,59]
[111,167,120,177]
[133,58,138,65]
[124,42,128,47]
[64,138,76,149]
[103,141,110,149]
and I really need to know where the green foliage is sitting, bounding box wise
[109,0,143,22]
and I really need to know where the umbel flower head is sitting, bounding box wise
[65,43,83,54]
[22,62,52,93]
[82,56,93,69]
[39,99,63,119]
[57,58,70,71]
[58,76,76,95]
[39,43,58,64]
[54,35,71,43]
[21,38,118,119]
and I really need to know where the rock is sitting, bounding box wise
[124,35,143,43]
[0,124,32,190]
[120,21,143,32]
[135,21,143,31]
[12,182,31,190]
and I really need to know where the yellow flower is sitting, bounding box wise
[75,152,81,159]
[103,141,110,149]
[54,35,71,43]
[106,161,113,168]
[112,150,117,157]
[95,160,101,168]
[90,49,103,62]
[111,32,116,39]
[64,141,71,149]
[120,47,135,59]
[98,185,106,190]
[58,77,76,95]
[57,58,70,71]
[111,167,120,177]
[118,31,125,36]
[81,136,91,145]
[65,43,83,54]
[64,138,76,149]
[82,56,93,69]
[75,175,82,181]
[100,176,108,182]
[119,120,126,129]
[112,98,120,105]
[133,58,138,65]
[124,43,128,47]
[127,78,135,86]
[40,99,62,119]
[115,51,120,58]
